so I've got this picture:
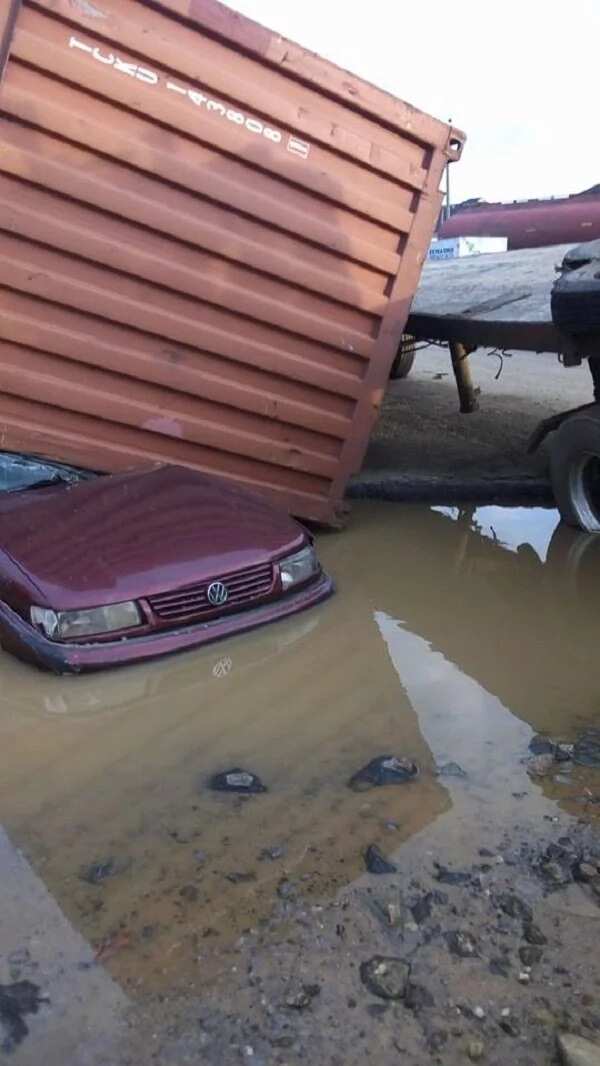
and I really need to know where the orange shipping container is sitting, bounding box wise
[0,0,464,525]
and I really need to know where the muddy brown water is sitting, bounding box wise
[1,502,600,1006]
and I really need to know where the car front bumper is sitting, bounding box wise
[0,573,334,674]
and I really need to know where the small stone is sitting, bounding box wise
[445,930,478,958]
[411,893,433,925]
[359,956,410,1000]
[193,850,207,865]
[225,872,256,884]
[435,866,471,886]
[529,735,555,756]
[557,1031,600,1065]
[497,892,532,921]
[473,1006,486,1020]
[404,982,435,1012]
[540,860,572,886]
[523,922,547,945]
[276,880,296,899]
[489,956,511,978]
[284,983,320,1010]
[573,862,598,883]
[518,971,530,984]
[364,844,397,875]
[79,857,129,885]
[519,944,542,967]
[555,744,574,762]
[479,848,494,858]
[348,755,419,792]
[467,1039,486,1062]
[209,769,267,794]
[179,884,199,902]
[500,1018,521,1037]
[259,845,285,861]
[501,1008,511,1017]
[527,753,556,777]
[436,762,467,778]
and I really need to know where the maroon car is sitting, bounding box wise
[0,455,333,673]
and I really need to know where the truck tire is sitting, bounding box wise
[550,407,600,531]
[389,336,416,379]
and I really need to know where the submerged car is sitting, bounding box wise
[0,455,333,673]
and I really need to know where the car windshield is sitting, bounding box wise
[0,452,94,494]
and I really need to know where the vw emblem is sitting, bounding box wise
[207,581,229,607]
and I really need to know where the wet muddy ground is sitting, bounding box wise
[1,502,600,1064]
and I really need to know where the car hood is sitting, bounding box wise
[0,466,306,611]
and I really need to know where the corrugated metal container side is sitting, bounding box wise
[0,0,464,525]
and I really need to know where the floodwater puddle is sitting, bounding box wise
[1,502,599,1007]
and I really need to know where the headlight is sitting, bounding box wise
[279,545,320,591]
[30,601,142,641]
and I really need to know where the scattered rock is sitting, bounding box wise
[364,844,397,875]
[404,982,434,1012]
[574,731,600,769]
[467,1038,486,1062]
[540,860,572,886]
[573,861,598,883]
[411,893,433,925]
[527,754,556,777]
[556,744,575,762]
[529,735,555,756]
[518,971,531,984]
[348,755,418,792]
[519,944,543,966]
[445,930,478,958]
[473,1006,486,1020]
[496,892,533,922]
[259,845,286,861]
[225,872,256,884]
[179,883,199,902]
[557,1031,600,1065]
[435,865,471,886]
[284,984,320,1010]
[359,956,410,1000]
[500,1017,521,1037]
[436,762,467,778]
[79,857,129,885]
[489,956,511,978]
[209,769,267,794]
[277,880,296,900]
[0,982,45,1054]
[523,921,547,945]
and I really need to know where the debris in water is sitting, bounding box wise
[79,857,130,885]
[436,762,467,778]
[359,956,410,1000]
[348,755,418,792]
[0,981,45,1053]
[225,871,256,884]
[574,730,600,768]
[259,845,286,861]
[209,768,267,793]
[94,929,131,962]
[526,754,555,777]
[364,844,397,875]
[529,735,555,756]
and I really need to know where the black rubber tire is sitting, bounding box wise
[389,348,415,380]
[549,407,600,531]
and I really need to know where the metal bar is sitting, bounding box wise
[449,341,479,414]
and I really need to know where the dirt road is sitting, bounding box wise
[354,346,592,493]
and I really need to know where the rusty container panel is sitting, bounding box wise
[0,0,464,524]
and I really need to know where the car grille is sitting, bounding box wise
[147,561,275,623]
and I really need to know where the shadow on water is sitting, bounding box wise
[1,501,599,999]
